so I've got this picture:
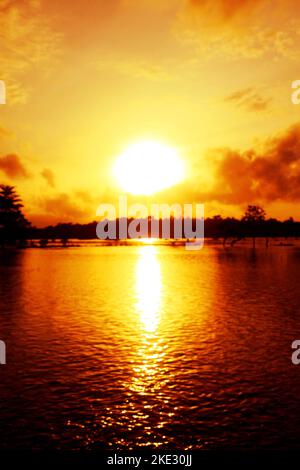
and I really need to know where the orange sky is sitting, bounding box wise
[1,0,300,226]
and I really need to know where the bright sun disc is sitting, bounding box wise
[113,140,185,195]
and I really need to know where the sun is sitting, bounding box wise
[113,140,185,195]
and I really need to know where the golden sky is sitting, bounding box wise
[1,0,300,226]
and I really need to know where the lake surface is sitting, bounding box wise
[0,244,300,450]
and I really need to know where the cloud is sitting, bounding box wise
[188,0,265,21]
[74,190,95,203]
[196,123,300,204]
[177,0,299,60]
[0,0,62,104]
[224,87,271,112]
[96,59,171,81]
[0,153,29,178]
[29,188,101,226]
[41,168,55,187]
[40,193,87,221]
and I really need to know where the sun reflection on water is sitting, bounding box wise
[129,246,168,399]
[136,245,161,334]
[101,246,172,448]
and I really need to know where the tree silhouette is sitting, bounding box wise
[0,185,30,247]
[242,205,266,223]
[242,205,266,248]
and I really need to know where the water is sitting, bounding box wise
[0,244,300,450]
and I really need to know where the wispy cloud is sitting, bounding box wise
[41,168,55,187]
[188,0,265,21]
[224,87,271,112]
[0,0,62,104]
[96,58,171,81]
[177,0,299,60]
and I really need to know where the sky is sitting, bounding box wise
[1,0,300,226]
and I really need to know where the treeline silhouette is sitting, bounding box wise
[1,185,300,248]
[33,213,300,247]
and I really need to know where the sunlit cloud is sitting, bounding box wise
[224,87,271,112]
[38,193,87,223]
[0,153,29,178]
[41,168,55,187]
[96,58,171,81]
[187,123,300,204]
[176,0,300,60]
[28,188,104,226]
[188,0,266,21]
[0,0,62,104]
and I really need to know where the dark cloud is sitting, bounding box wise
[224,87,271,112]
[41,168,55,187]
[0,153,29,179]
[200,123,300,204]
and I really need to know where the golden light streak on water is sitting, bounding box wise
[136,245,161,334]
[128,245,168,404]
